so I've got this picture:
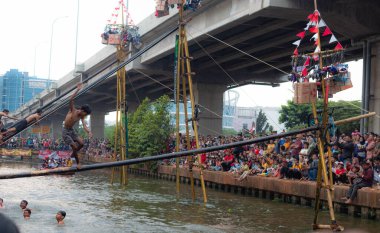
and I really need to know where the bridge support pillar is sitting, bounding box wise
[90,112,105,138]
[194,82,226,136]
[368,41,380,133]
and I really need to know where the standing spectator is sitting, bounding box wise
[337,135,355,164]
[366,133,376,161]
[290,134,303,160]
[355,135,367,162]
[343,161,373,204]
[308,154,319,181]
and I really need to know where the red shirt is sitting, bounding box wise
[200,153,206,164]
[335,168,346,175]
[223,154,234,162]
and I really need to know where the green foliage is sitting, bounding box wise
[222,128,238,136]
[105,125,115,141]
[128,95,172,158]
[279,100,361,133]
[256,109,272,134]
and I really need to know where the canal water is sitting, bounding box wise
[0,161,378,233]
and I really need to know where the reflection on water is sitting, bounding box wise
[0,162,378,233]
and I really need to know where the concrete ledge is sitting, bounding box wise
[153,165,380,209]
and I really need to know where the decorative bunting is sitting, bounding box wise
[329,35,337,44]
[310,33,318,41]
[309,27,318,33]
[296,31,306,39]
[314,46,320,53]
[310,14,319,23]
[304,57,310,66]
[307,13,314,20]
[318,19,326,28]
[322,27,332,36]
[304,22,311,30]
[293,48,299,56]
[313,55,319,61]
[334,42,343,51]
[292,39,301,47]
[302,67,308,77]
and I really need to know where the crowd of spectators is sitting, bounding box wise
[163,131,380,203]
[3,130,380,203]
[2,137,70,151]
[82,138,114,160]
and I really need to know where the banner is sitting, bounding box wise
[1,149,32,157]
[38,150,71,159]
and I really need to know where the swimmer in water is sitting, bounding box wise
[62,83,92,169]
[23,208,31,220]
[19,200,28,210]
[56,210,66,225]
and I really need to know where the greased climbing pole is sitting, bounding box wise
[107,0,132,186]
[175,0,207,203]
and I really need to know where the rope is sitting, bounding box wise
[134,69,223,119]
[204,33,290,75]
[187,31,285,131]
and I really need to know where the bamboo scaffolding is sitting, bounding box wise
[174,0,206,203]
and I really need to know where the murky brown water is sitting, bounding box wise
[0,161,379,233]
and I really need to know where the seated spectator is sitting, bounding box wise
[373,157,380,185]
[221,152,234,171]
[288,159,302,179]
[342,161,373,204]
[334,162,347,184]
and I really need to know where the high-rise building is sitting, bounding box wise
[0,69,54,111]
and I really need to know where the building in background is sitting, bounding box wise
[0,69,54,111]
[223,90,284,133]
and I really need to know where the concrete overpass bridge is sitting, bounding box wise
[13,0,380,137]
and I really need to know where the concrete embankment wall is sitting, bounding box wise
[128,165,380,220]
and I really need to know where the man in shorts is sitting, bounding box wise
[63,83,92,168]
[1,109,42,142]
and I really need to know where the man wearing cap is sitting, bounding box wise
[343,161,374,204]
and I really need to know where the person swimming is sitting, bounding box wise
[56,210,66,225]
[19,200,28,210]
[23,208,31,220]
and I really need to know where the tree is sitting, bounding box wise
[256,109,272,134]
[222,128,238,136]
[128,95,172,158]
[105,125,115,142]
[279,100,361,133]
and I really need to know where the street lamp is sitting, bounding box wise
[74,0,80,70]
[48,16,68,84]
[33,41,46,77]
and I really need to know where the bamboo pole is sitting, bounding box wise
[312,0,341,230]
[183,33,208,203]
[181,58,196,200]
[335,112,376,125]
[175,2,184,196]
[0,126,320,179]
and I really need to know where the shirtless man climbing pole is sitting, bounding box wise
[63,83,92,168]
[1,109,42,143]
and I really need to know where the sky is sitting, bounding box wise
[0,0,363,113]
